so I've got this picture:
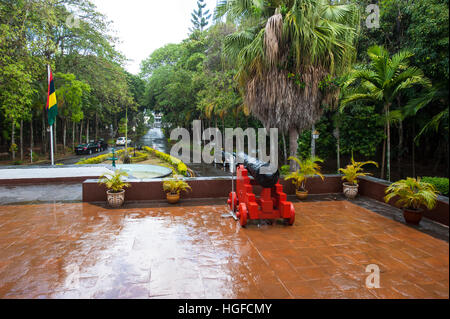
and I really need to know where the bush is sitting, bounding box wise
[421,177,449,197]
[280,165,290,176]
[143,146,188,176]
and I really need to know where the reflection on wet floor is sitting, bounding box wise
[0,200,448,299]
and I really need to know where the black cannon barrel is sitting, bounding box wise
[223,151,280,188]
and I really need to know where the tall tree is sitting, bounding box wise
[341,45,431,181]
[217,0,360,171]
[190,0,212,32]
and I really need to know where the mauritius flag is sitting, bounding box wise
[46,65,58,126]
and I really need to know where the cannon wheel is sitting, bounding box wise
[287,203,296,226]
[227,192,238,212]
[238,203,248,227]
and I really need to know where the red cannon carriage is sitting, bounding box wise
[228,164,296,227]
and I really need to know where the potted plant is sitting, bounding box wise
[163,175,192,204]
[339,158,378,199]
[98,169,131,208]
[286,156,325,200]
[384,177,438,225]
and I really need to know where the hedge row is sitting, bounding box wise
[75,148,133,165]
[422,177,449,197]
[143,146,188,176]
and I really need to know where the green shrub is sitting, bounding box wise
[421,177,449,197]
[280,165,290,176]
[143,146,188,176]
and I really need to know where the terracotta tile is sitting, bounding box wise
[0,200,447,299]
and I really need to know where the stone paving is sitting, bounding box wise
[0,199,448,299]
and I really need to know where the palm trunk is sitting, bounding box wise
[398,120,404,179]
[335,125,341,173]
[412,118,416,178]
[289,127,299,172]
[381,123,387,180]
[386,104,391,182]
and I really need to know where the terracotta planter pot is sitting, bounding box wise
[343,183,359,199]
[107,190,125,208]
[296,189,308,200]
[167,193,180,204]
[402,208,423,225]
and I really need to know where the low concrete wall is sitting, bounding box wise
[359,176,449,226]
[82,175,343,203]
[83,174,449,226]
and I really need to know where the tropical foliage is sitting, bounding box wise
[384,177,438,210]
[339,158,378,186]
[285,156,324,191]
[98,170,131,193]
[163,175,192,195]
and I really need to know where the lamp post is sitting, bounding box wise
[311,128,320,158]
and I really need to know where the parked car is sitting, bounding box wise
[75,143,98,155]
[116,137,132,146]
[95,140,108,152]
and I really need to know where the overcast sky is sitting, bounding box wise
[92,0,218,75]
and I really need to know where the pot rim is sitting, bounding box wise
[403,207,423,213]
[296,188,308,193]
[107,189,125,195]
[343,182,358,188]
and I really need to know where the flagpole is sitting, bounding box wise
[50,124,54,166]
[47,64,55,166]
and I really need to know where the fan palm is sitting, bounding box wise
[341,45,431,181]
[216,0,360,171]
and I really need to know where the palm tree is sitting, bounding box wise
[216,0,359,171]
[341,45,431,181]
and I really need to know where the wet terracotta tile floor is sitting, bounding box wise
[0,200,448,299]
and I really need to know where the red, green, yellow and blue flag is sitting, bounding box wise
[46,65,58,126]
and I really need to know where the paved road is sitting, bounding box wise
[56,147,114,165]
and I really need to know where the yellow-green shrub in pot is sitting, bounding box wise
[286,156,325,200]
[163,175,192,204]
[339,158,378,199]
[384,177,438,225]
[98,170,131,208]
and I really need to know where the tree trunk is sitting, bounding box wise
[282,133,287,165]
[289,127,299,172]
[11,121,15,160]
[86,119,89,144]
[54,118,57,155]
[335,125,341,173]
[386,105,391,182]
[95,113,99,140]
[412,118,416,178]
[72,121,75,151]
[42,110,47,155]
[79,120,83,144]
[30,119,34,163]
[311,124,316,158]
[20,119,23,161]
[398,120,404,179]
[381,123,387,180]
[63,119,67,154]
